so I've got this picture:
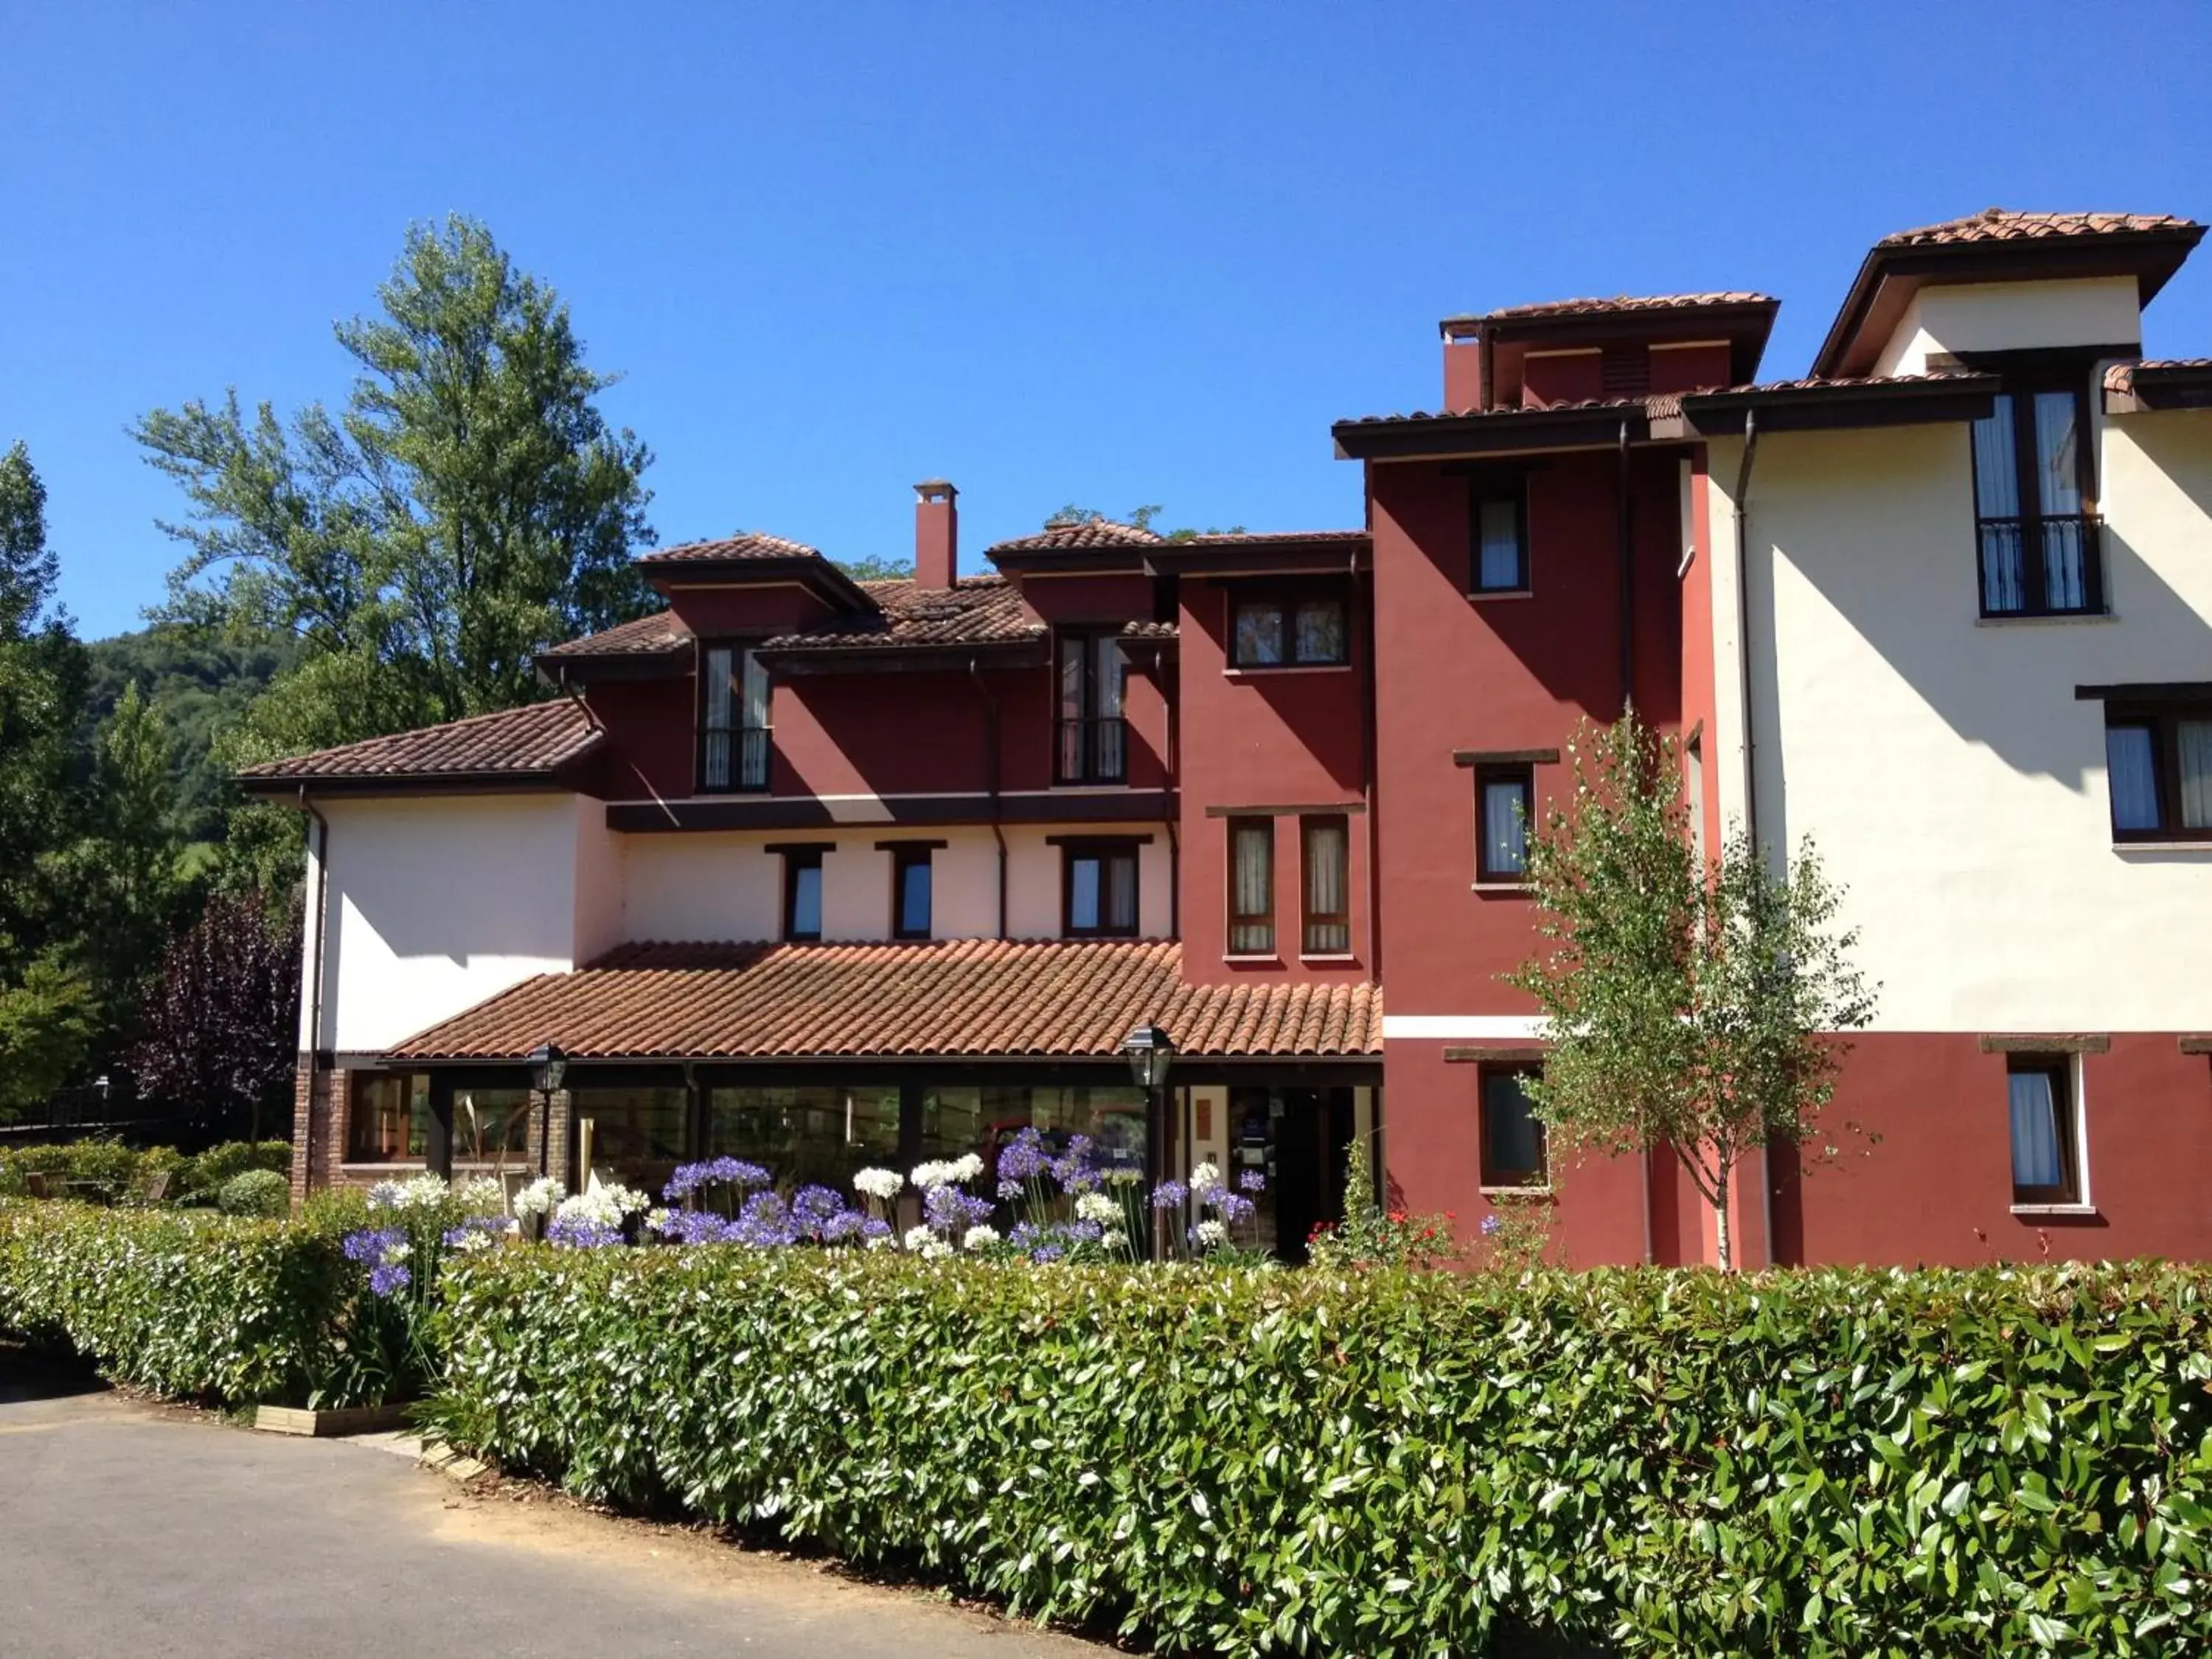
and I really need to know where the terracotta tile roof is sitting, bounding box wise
[388,939,1382,1062]
[1169,529,1369,548]
[1335,394,1654,428]
[1468,291,1775,321]
[1689,371,1986,397]
[762,574,1045,652]
[986,520,1166,557]
[637,532,825,566]
[235,699,600,787]
[2105,358,2212,391]
[539,609,691,659]
[1878,209,2200,248]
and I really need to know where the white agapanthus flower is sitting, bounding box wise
[1074,1192,1121,1225]
[1100,1228,1127,1253]
[907,1161,952,1191]
[947,1152,984,1183]
[962,1225,1001,1251]
[1194,1218,1228,1249]
[1189,1161,1223,1195]
[645,1207,674,1235]
[863,1231,895,1251]
[366,1172,451,1211]
[853,1167,904,1201]
[453,1229,495,1255]
[1105,1166,1144,1186]
[386,1239,412,1263]
[452,1176,507,1214]
[511,1177,565,1218]
[904,1225,937,1253]
[554,1182,650,1230]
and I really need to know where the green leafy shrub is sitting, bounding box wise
[0,1200,383,1407]
[176,1140,292,1205]
[217,1168,290,1217]
[0,1139,292,1207]
[425,1253,2212,1656]
[0,1141,144,1203]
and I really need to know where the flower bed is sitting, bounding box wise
[421,1252,2212,1657]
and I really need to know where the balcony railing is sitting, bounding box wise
[703,726,771,792]
[1978,514,2104,617]
[1056,716,1127,785]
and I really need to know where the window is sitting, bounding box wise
[451,1087,531,1164]
[2007,1056,2081,1206]
[1969,380,2102,616]
[1480,1065,1548,1189]
[2104,705,2212,841]
[1063,841,1140,937]
[702,646,772,790]
[1475,765,1533,883]
[1230,585,1349,668]
[1227,818,1274,956]
[571,1086,686,1194]
[347,1073,429,1163]
[1470,478,1529,594]
[710,1083,902,1192]
[1301,815,1351,955]
[891,844,933,940]
[1057,631,1127,783]
[781,846,825,942]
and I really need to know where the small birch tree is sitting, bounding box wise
[1508,715,1876,1270]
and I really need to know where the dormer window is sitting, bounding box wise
[1229,584,1349,668]
[1056,631,1127,785]
[702,646,771,791]
[1970,376,2102,616]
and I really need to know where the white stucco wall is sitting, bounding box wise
[308,793,589,1054]
[1869,278,2143,377]
[1728,408,2212,1031]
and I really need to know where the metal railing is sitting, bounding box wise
[703,726,771,791]
[1978,514,2104,616]
[1056,716,1127,785]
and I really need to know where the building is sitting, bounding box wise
[246,208,2212,1267]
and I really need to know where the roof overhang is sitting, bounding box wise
[986,546,1152,575]
[644,555,877,613]
[1655,374,2000,438]
[2105,361,2212,414]
[237,771,582,801]
[605,787,1176,833]
[1446,298,1780,397]
[536,649,689,686]
[1812,226,2206,379]
[1140,536,1371,579]
[1333,404,1649,462]
[752,638,1051,676]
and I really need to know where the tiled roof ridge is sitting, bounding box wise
[234,696,597,782]
[1470,291,1776,321]
[637,531,825,564]
[540,608,690,658]
[1339,372,1986,427]
[986,519,1167,555]
[1877,208,2201,248]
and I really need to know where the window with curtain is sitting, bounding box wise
[1480,1065,1548,1189]
[1227,818,1274,956]
[1301,815,1350,956]
[1477,766,1533,882]
[1064,843,1139,936]
[1470,482,1529,594]
[1969,375,2101,617]
[1229,585,1350,668]
[2102,704,2212,841]
[891,844,933,939]
[1055,631,1127,784]
[782,847,825,941]
[347,1073,430,1163]
[2006,1057,2079,1205]
[701,647,772,791]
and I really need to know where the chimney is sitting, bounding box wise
[1441,318,1484,413]
[914,479,958,588]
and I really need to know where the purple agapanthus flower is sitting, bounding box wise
[1211,1191,1257,1225]
[658,1208,736,1245]
[995,1127,1052,1183]
[341,1226,405,1265]
[441,1216,510,1248]
[367,1262,411,1297]
[924,1183,994,1234]
[1237,1168,1266,1194]
[1480,1213,1503,1237]
[663,1157,773,1200]
[729,1191,800,1248]
[1150,1180,1188,1211]
[1049,1134,1099,1192]
[546,1217,624,1248]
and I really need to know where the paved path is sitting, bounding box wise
[0,1354,1123,1658]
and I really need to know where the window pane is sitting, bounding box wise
[898,856,932,936]
[452,1086,531,1164]
[2031,390,2082,517]
[1302,818,1349,955]
[790,863,822,939]
[1234,602,1284,665]
[1972,394,2020,518]
[1069,857,1101,931]
[1483,1071,1545,1185]
[1294,599,1346,664]
[348,1074,430,1163]
[1059,637,1087,720]
[740,650,771,729]
[2008,1069,2065,1192]
[1093,636,1124,717]
[710,1085,900,1190]
[2180,722,2212,831]
[1478,496,1523,589]
[1105,851,1138,931]
[2106,725,2162,832]
[1482,778,1529,876]
[703,647,734,788]
[574,1086,686,1194]
[1229,821,1273,953]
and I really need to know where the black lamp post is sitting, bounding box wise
[1121,1024,1177,1258]
[528,1043,567,1178]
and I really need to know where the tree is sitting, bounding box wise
[0,957,100,1118]
[135,215,657,751]
[1508,714,1877,1270]
[127,890,300,1141]
[1046,504,1246,541]
[53,684,186,1017]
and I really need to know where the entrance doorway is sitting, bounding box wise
[1228,1085,1356,1263]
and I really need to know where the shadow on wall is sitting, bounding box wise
[1742,422,2212,857]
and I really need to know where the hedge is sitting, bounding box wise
[423,1251,2212,1658]
[0,1139,291,1206]
[0,1200,370,1406]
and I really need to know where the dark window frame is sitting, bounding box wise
[2006,1054,2081,1207]
[1225,816,1275,957]
[1475,763,1535,884]
[1227,580,1352,669]
[1054,629,1128,785]
[699,641,773,793]
[1300,813,1352,956]
[1966,361,2104,619]
[1060,838,1141,938]
[346,1071,427,1164]
[890,844,933,941]
[1478,1062,1549,1190]
[2102,701,2212,842]
[1468,473,1531,596]
[779,846,826,942]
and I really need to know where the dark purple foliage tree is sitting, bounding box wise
[128,891,300,1140]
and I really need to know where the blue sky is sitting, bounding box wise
[5,0,2210,639]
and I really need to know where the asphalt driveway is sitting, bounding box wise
[0,1352,1121,1658]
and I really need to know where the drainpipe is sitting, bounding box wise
[1162,641,1179,939]
[1357,543,1381,978]
[1732,410,1762,851]
[969,656,1007,937]
[298,785,332,1076]
[1618,420,1635,716]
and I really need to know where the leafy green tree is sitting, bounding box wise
[0,957,101,1116]
[1045,503,1247,541]
[1509,714,1877,1270]
[135,215,657,751]
[51,684,186,1016]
